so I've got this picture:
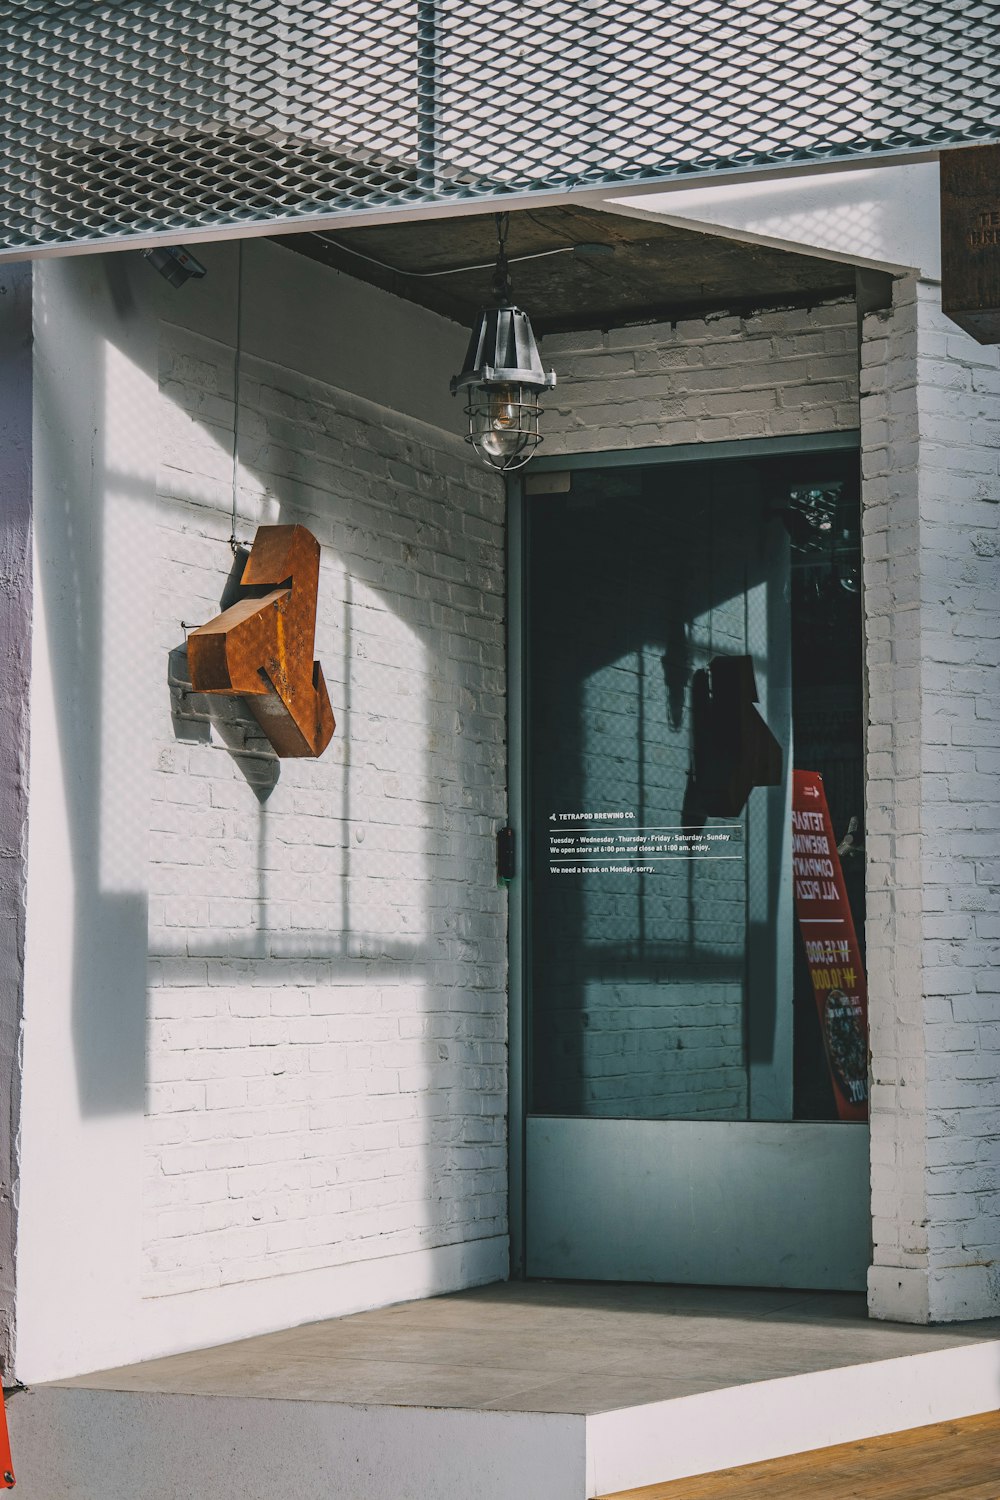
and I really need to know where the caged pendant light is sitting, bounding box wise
[450,213,556,472]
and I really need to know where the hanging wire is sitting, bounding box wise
[229,239,245,554]
[492,211,512,302]
[311,231,575,279]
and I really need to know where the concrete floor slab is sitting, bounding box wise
[46,1281,1000,1410]
[9,1281,1000,1499]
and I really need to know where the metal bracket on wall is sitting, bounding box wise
[497,825,516,883]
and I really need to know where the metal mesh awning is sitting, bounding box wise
[3,0,998,258]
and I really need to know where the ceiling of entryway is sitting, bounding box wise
[274,205,875,336]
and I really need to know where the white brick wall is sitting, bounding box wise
[541,299,858,451]
[144,312,508,1295]
[863,277,1000,1323]
[16,242,509,1382]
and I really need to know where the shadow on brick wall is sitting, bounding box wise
[167,543,280,801]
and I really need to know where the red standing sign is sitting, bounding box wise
[792,770,869,1121]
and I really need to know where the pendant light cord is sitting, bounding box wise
[492,211,512,302]
[229,240,244,555]
[312,229,575,279]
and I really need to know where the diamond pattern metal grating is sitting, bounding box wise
[2,1,999,256]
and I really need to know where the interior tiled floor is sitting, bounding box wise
[53,1281,1000,1415]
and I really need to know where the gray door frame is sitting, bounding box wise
[506,429,862,1278]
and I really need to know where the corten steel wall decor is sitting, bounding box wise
[941,143,1000,344]
[2,2,1000,259]
[188,524,335,759]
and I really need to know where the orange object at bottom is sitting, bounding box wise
[0,1387,14,1487]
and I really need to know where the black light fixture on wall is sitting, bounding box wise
[143,244,207,287]
[451,213,556,472]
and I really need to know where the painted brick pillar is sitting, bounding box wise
[864,276,1000,1323]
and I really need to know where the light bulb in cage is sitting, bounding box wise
[450,215,555,472]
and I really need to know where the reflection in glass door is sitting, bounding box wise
[519,447,870,1289]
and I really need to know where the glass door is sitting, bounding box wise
[520,449,870,1289]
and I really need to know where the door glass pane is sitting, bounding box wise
[525,453,865,1124]
[787,476,867,1120]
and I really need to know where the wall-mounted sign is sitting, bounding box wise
[792,770,868,1121]
[547,811,743,875]
[941,143,1000,344]
[188,524,335,758]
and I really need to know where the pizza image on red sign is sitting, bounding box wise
[792,770,869,1121]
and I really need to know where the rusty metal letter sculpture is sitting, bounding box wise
[187,524,335,758]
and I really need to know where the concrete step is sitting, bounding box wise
[8,1282,1000,1500]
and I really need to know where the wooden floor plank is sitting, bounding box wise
[597,1412,1000,1500]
